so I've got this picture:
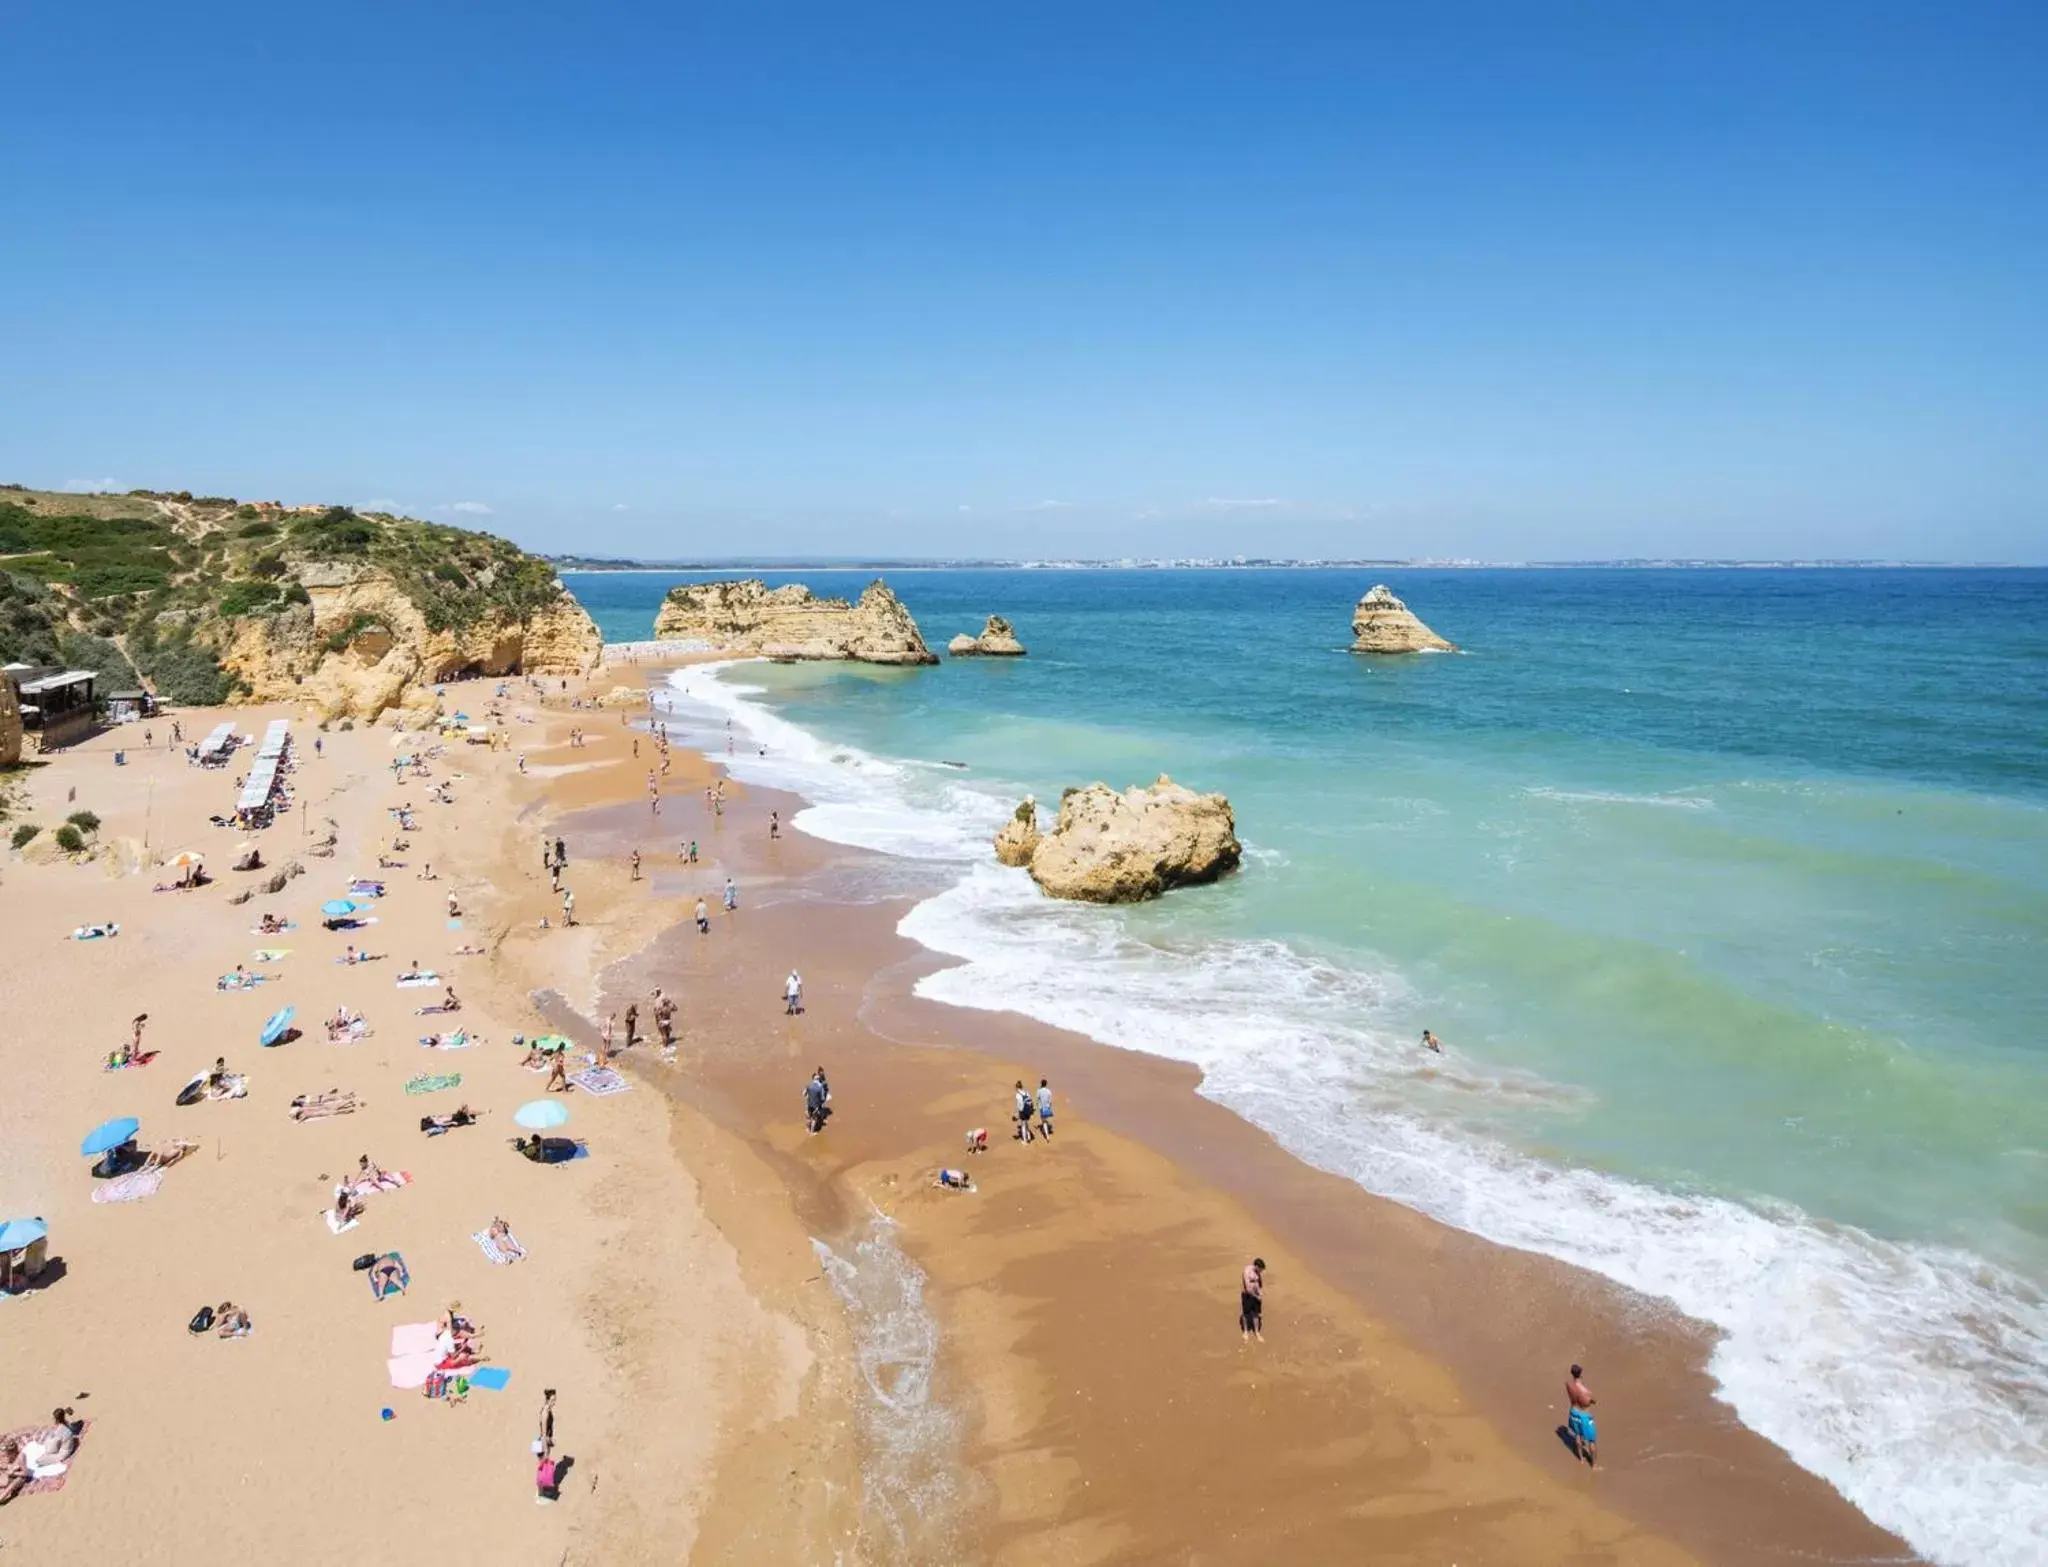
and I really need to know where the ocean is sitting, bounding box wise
[567,566,2048,1566]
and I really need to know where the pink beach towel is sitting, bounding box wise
[386,1351,442,1390]
[90,1169,164,1204]
[2,1419,91,1497]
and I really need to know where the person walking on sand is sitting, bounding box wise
[804,1068,830,1134]
[784,970,803,1016]
[623,1003,638,1046]
[1013,1080,1036,1144]
[1036,1079,1055,1138]
[768,810,780,841]
[1565,1364,1598,1466]
[723,876,737,912]
[1421,1029,1442,1054]
[598,1013,614,1066]
[629,848,641,882]
[561,888,575,927]
[654,990,675,1049]
[1240,1258,1266,1343]
[695,897,710,935]
[555,837,567,871]
[534,1389,559,1505]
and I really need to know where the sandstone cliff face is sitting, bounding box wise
[222,564,602,722]
[993,797,1041,866]
[0,673,20,765]
[1349,585,1455,654]
[948,615,1027,657]
[1025,775,1241,903]
[653,579,937,665]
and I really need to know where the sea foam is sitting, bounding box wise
[671,664,2048,1567]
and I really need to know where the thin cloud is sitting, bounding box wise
[958,505,973,514]
[1131,507,1165,521]
[439,500,493,516]
[62,476,119,493]
[1202,497,1287,511]
[1021,499,1074,512]
[611,503,630,512]
[361,497,400,512]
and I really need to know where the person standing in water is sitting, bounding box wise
[694,897,710,935]
[723,876,737,912]
[803,1067,830,1134]
[1421,1029,1442,1053]
[768,810,780,841]
[1240,1258,1266,1343]
[784,970,803,1015]
[1565,1365,1598,1466]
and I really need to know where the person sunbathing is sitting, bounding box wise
[291,1090,360,1121]
[420,1104,478,1135]
[417,862,438,880]
[332,1188,367,1227]
[440,986,461,1012]
[451,942,485,955]
[258,912,284,934]
[144,1138,199,1170]
[0,1438,27,1504]
[357,1154,387,1185]
[369,1255,408,1299]
[487,1216,517,1248]
[215,1302,252,1338]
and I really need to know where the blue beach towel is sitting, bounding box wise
[467,1366,512,1391]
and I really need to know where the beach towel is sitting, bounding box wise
[346,1170,412,1197]
[403,1072,461,1096]
[104,1050,159,1071]
[91,1168,164,1204]
[325,1207,360,1235]
[419,1030,475,1050]
[395,972,441,988]
[216,972,270,990]
[370,1253,409,1300]
[2,1419,91,1497]
[252,948,291,962]
[569,1066,629,1097]
[250,922,298,935]
[387,1350,441,1389]
[467,1366,512,1392]
[390,1321,440,1356]
[473,1228,528,1265]
[71,924,118,940]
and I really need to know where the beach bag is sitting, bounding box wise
[188,1305,215,1334]
[350,1253,378,1272]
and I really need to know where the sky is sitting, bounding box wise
[3,2,2044,562]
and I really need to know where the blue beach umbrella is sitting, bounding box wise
[321,899,360,918]
[81,1116,141,1158]
[514,1100,570,1131]
[0,1217,48,1249]
[260,1006,297,1046]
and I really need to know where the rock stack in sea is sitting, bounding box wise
[1348,584,1455,654]
[653,578,938,666]
[948,615,1027,657]
[998,776,1241,903]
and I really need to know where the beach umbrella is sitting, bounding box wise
[165,850,204,869]
[514,1100,570,1131]
[0,1217,48,1250]
[320,898,360,918]
[81,1116,141,1158]
[260,1006,297,1046]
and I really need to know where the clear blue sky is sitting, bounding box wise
[4,3,2043,561]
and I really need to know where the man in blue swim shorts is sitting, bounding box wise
[1566,1363,1598,1466]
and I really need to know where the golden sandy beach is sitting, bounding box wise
[0,665,1916,1565]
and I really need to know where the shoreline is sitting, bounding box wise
[581,661,1917,1563]
[0,655,1922,1563]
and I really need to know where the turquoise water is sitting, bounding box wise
[570,567,2048,1563]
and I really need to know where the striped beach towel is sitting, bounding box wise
[473,1228,528,1265]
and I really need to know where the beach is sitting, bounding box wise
[0,651,1923,1564]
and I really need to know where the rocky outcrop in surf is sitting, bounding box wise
[948,615,1026,657]
[993,797,1041,867]
[1349,584,1455,654]
[653,579,938,666]
[1022,776,1240,903]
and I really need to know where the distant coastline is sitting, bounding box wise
[552,556,2029,572]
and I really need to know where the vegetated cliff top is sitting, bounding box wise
[0,483,571,702]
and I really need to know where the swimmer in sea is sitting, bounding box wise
[1421,1029,1442,1053]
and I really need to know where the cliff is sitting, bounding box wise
[1349,584,1455,654]
[0,486,602,722]
[948,615,1027,657]
[653,578,938,665]
[1022,776,1241,903]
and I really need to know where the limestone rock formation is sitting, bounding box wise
[948,615,1027,657]
[223,565,603,723]
[0,673,20,766]
[597,684,648,708]
[1026,775,1241,903]
[653,579,938,665]
[993,797,1041,867]
[1349,585,1455,654]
